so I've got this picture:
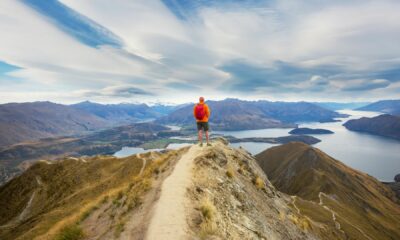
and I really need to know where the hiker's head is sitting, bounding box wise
[199,97,205,103]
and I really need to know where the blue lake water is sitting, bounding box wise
[114,110,399,181]
[113,147,164,157]
[113,143,192,158]
[216,110,400,182]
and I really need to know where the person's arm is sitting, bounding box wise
[206,104,210,117]
[193,105,196,118]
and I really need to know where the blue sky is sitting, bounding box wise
[0,0,399,103]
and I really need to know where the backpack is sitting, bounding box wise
[195,104,206,120]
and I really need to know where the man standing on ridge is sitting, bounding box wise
[194,97,211,146]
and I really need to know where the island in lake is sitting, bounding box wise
[289,127,334,135]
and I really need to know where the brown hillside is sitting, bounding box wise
[0,149,185,240]
[256,142,400,240]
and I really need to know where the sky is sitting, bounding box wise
[0,0,400,104]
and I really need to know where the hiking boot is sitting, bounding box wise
[199,142,203,147]
[207,143,212,146]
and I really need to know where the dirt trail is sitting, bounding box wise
[318,192,343,232]
[318,192,372,239]
[145,144,200,240]
[0,175,43,229]
[137,153,147,176]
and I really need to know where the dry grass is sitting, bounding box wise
[226,167,235,178]
[199,197,218,238]
[237,166,244,175]
[2,150,185,240]
[253,176,265,189]
[79,205,99,223]
[54,224,84,240]
[279,211,286,221]
[114,221,125,237]
[200,198,216,220]
[288,214,311,231]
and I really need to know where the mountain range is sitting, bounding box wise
[157,98,346,130]
[0,102,108,148]
[313,102,370,110]
[256,142,400,240]
[70,101,180,124]
[357,99,400,115]
[0,99,351,149]
[0,101,179,149]
[343,114,400,140]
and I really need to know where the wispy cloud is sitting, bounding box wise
[342,79,391,91]
[21,0,122,47]
[0,0,399,103]
[77,85,154,98]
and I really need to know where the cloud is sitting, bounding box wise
[217,60,342,92]
[77,85,154,98]
[166,81,200,90]
[21,0,122,47]
[310,75,329,86]
[342,79,391,91]
[0,0,399,103]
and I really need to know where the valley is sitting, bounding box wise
[0,122,320,185]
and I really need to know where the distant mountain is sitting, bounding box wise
[256,142,400,240]
[0,102,108,148]
[289,127,334,135]
[70,101,177,124]
[357,100,400,115]
[313,102,370,110]
[343,114,400,140]
[149,103,190,115]
[157,99,346,130]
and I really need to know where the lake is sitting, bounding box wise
[113,143,192,158]
[216,110,400,182]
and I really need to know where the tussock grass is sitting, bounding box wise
[226,167,235,178]
[101,195,109,204]
[79,205,99,223]
[200,198,216,220]
[279,211,286,221]
[114,221,125,237]
[288,214,311,231]
[199,197,218,238]
[253,176,265,189]
[116,191,124,200]
[54,224,84,240]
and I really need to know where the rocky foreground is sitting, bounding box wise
[0,139,399,239]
